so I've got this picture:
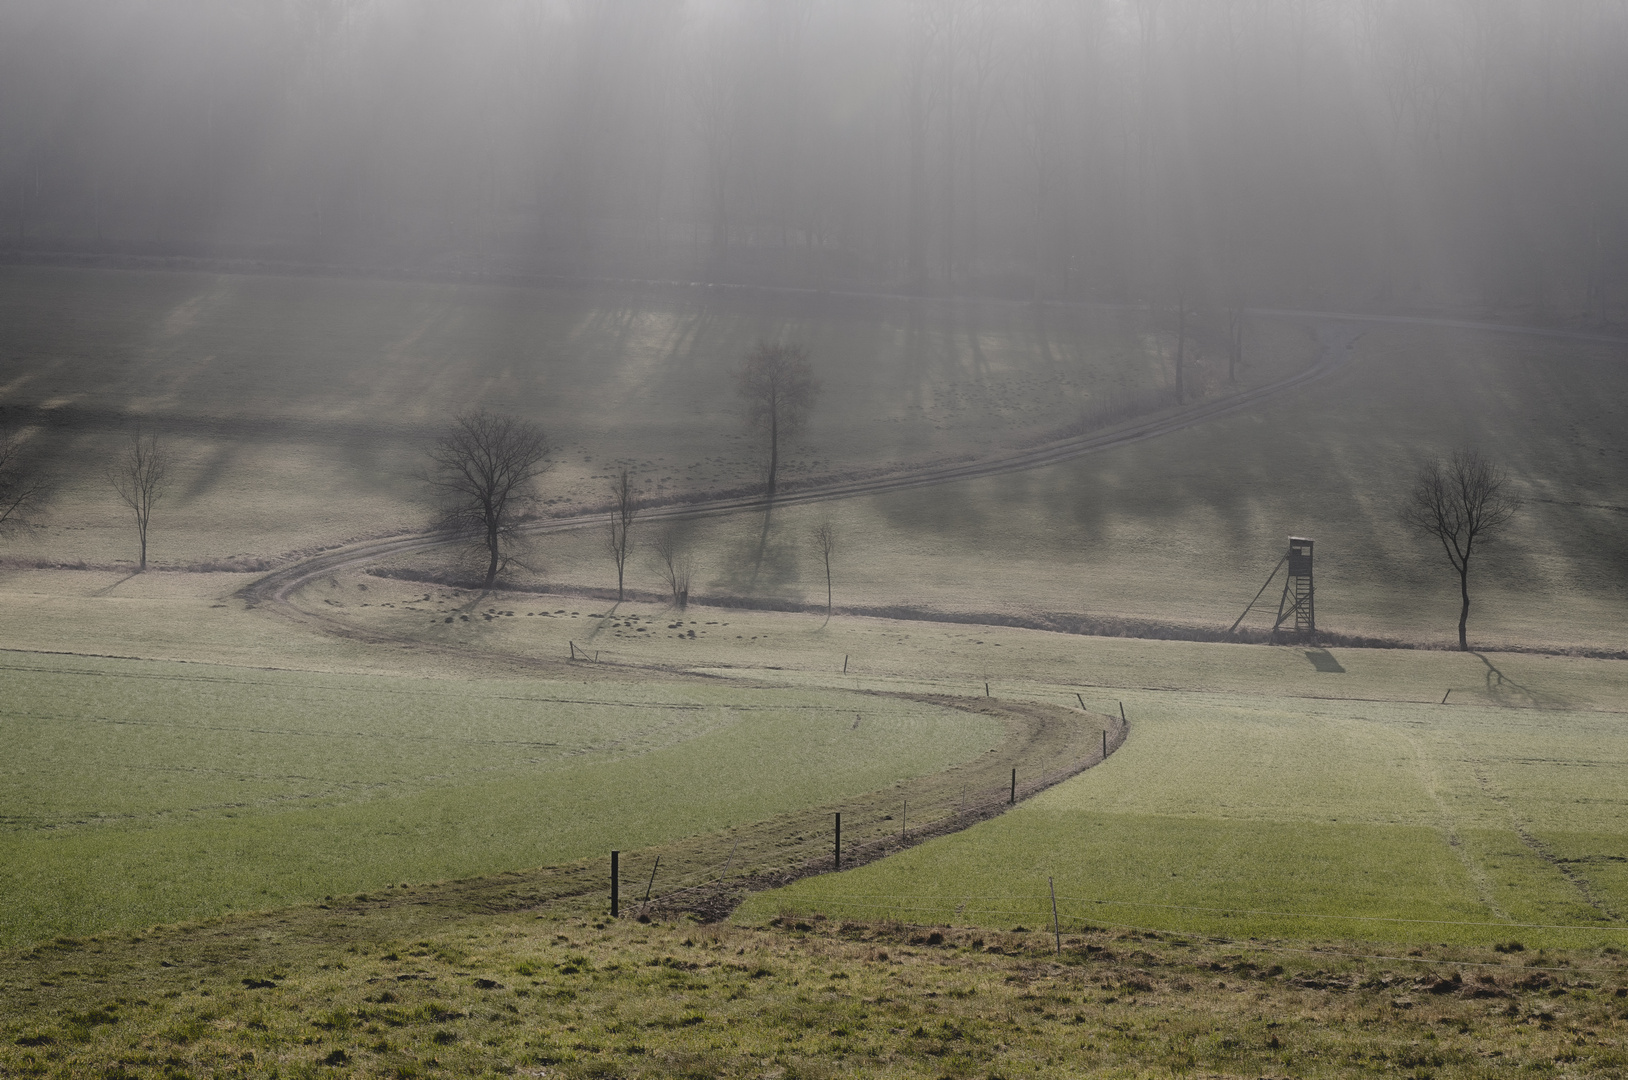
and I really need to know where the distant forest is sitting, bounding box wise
[2,0,1624,313]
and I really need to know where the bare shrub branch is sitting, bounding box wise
[650,525,693,610]
[811,520,837,621]
[0,423,48,534]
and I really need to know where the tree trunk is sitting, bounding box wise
[767,407,779,497]
[1458,564,1471,651]
[1174,301,1187,404]
[138,517,148,572]
[485,530,500,587]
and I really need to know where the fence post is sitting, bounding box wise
[901,800,906,841]
[1102,729,1107,759]
[834,812,841,870]
[1049,877,1061,955]
[1010,768,1016,805]
[641,855,660,910]
[1119,701,1126,723]
[1076,692,1086,709]
[610,851,619,918]
[843,654,849,674]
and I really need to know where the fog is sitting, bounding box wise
[3,0,1625,314]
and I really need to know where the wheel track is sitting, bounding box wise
[239,309,1628,636]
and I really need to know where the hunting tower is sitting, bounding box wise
[1272,537,1315,641]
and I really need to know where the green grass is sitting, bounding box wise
[0,650,1001,950]
[740,686,1628,947]
[4,904,1626,1079]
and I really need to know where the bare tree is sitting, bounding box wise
[811,520,837,622]
[605,468,638,601]
[650,525,692,610]
[0,423,47,533]
[425,410,550,589]
[1225,306,1245,384]
[737,342,819,498]
[1401,448,1521,651]
[107,429,171,572]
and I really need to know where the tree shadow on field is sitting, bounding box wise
[93,570,142,595]
[1470,652,1571,710]
[713,505,801,598]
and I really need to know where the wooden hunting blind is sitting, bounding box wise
[1229,535,1317,641]
[1275,537,1315,640]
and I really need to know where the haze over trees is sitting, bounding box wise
[0,423,46,534]
[425,411,550,589]
[1,1,1624,315]
[738,343,818,497]
[1401,448,1521,651]
[106,429,170,572]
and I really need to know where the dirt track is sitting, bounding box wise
[238,307,1627,636]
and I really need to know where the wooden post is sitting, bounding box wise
[843,654,848,674]
[1102,729,1107,758]
[1010,768,1016,804]
[642,856,660,905]
[1442,689,1452,704]
[901,800,906,841]
[834,813,841,870]
[1049,876,1061,955]
[985,682,991,697]
[570,641,577,660]
[1119,701,1126,723]
[610,851,619,918]
[1076,692,1086,709]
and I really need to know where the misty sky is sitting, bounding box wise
[2,0,1624,312]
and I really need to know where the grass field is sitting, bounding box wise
[3,261,1628,1073]
[0,648,1002,950]
[740,661,1628,948]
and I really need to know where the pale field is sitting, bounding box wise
[430,319,1628,652]
[0,264,1311,566]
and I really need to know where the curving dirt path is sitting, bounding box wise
[239,308,1627,633]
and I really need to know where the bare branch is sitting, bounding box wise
[106,428,172,572]
[1400,447,1521,650]
[0,424,48,534]
[737,342,819,497]
[424,410,550,589]
[650,524,692,610]
[811,519,837,620]
[605,468,638,601]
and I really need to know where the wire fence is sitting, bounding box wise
[623,706,1129,916]
[759,891,1628,936]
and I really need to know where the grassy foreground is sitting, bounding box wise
[2,900,1625,1079]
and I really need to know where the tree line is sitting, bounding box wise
[1,1,1624,316]
[0,339,1520,649]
